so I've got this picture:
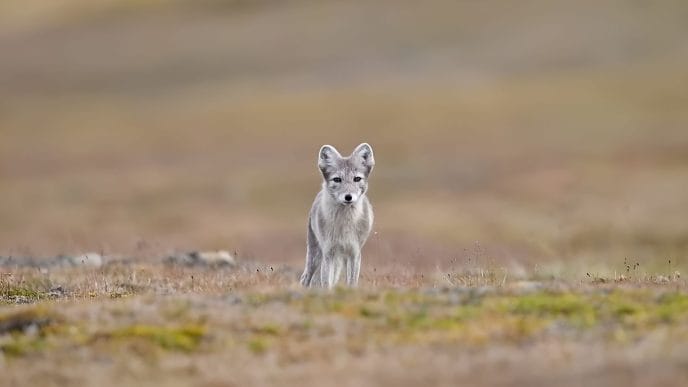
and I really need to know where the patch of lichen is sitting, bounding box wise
[655,292,688,323]
[502,292,597,328]
[0,335,48,357]
[247,336,270,354]
[0,285,49,304]
[0,275,54,304]
[105,324,207,352]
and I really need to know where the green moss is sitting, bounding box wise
[405,310,430,328]
[382,292,401,305]
[248,337,270,354]
[510,293,590,316]
[0,276,53,303]
[108,324,206,352]
[245,293,270,306]
[359,305,384,318]
[1,336,48,357]
[656,293,688,322]
[508,293,594,326]
[452,305,484,322]
[252,324,282,336]
[300,295,346,314]
[431,317,464,331]
[612,302,640,317]
[0,286,47,302]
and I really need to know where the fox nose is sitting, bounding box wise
[344,194,353,202]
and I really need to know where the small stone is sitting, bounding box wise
[23,323,39,337]
[48,286,65,298]
[69,253,103,268]
[164,250,237,268]
[510,281,544,293]
[10,295,31,304]
[196,250,236,267]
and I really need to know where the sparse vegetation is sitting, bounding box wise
[0,275,52,304]
[103,324,207,352]
[0,265,686,386]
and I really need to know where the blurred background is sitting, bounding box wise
[1,0,687,274]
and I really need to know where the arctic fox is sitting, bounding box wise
[299,143,375,288]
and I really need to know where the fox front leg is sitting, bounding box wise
[301,244,321,287]
[320,251,336,289]
[301,219,322,287]
[346,253,361,287]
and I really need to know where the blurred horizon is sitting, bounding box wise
[1,0,687,274]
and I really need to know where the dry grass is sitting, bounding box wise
[0,262,688,387]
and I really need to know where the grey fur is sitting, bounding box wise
[300,143,375,288]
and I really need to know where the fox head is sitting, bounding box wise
[318,143,375,205]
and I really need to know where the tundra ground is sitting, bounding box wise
[1,261,687,387]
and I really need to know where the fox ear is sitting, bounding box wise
[353,143,375,172]
[318,145,341,177]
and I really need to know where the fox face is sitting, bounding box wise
[318,143,375,205]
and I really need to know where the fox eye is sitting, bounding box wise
[332,177,342,183]
[353,177,362,182]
